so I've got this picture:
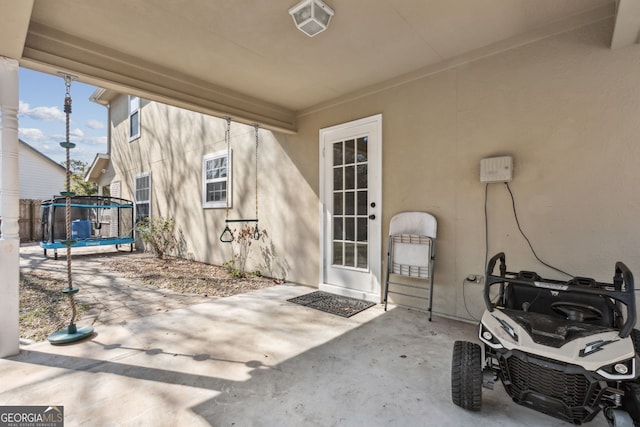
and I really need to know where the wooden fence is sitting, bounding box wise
[0,199,43,242]
[19,199,43,242]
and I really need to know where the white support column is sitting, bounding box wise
[0,57,20,357]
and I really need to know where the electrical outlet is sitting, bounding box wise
[466,274,483,284]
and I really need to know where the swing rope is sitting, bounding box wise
[61,76,78,330]
[225,117,231,221]
[220,117,234,242]
[219,120,262,243]
[47,75,94,344]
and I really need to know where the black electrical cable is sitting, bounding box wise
[505,182,573,278]
[484,183,489,272]
[460,183,490,323]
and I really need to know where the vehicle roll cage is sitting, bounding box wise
[484,252,636,338]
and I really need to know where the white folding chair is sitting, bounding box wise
[384,212,437,320]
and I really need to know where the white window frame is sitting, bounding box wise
[128,95,140,141]
[134,172,151,222]
[202,149,232,209]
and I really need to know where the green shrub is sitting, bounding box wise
[136,217,177,259]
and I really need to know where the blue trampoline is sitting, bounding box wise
[40,196,135,259]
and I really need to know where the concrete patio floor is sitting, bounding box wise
[2,247,609,426]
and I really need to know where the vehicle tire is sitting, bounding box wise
[451,340,482,411]
[605,408,635,427]
[622,382,640,427]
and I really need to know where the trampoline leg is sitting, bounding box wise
[54,249,58,260]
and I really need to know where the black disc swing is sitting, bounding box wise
[219,118,262,243]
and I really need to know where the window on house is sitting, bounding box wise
[134,172,151,222]
[129,96,140,141]
[202,150,231,208]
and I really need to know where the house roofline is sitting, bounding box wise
[89,87,119,106]
[85,152,110,183]
[19,139,65,171]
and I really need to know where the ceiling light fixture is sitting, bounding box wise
[288,0,334,37]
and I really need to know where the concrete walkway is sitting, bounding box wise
[2,246,608,426]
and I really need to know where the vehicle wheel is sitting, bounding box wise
[605,408,635,427]
[451,340,482,411]
[622,382,640,427]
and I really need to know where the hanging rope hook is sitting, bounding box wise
[64,75,72,100]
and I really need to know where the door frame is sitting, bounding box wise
[318,114,383,302]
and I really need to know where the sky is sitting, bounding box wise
[18,67,108,166]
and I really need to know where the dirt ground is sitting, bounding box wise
[19,271,91,341]
[103,252,279,297]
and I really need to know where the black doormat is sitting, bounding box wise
[287,291,375,318]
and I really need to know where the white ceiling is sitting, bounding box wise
[2,0,638,132]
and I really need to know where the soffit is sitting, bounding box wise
[0,0,34,59]
[14,0,632,130]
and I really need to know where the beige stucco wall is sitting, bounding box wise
[289,17,640,320]
[109,96,320,284]
[110,17,640,321]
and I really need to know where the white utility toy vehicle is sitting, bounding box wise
[452,252,639,426]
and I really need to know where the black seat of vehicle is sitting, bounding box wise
[504,282,616,327]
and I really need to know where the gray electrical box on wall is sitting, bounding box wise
[480,156,513,183]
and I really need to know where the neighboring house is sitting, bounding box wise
[7,140,65,241]
[18,139,65,200]
[89,10,640,322]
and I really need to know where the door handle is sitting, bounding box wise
[368,214,376,220]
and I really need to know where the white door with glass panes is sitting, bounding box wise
[319,115,381,302]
